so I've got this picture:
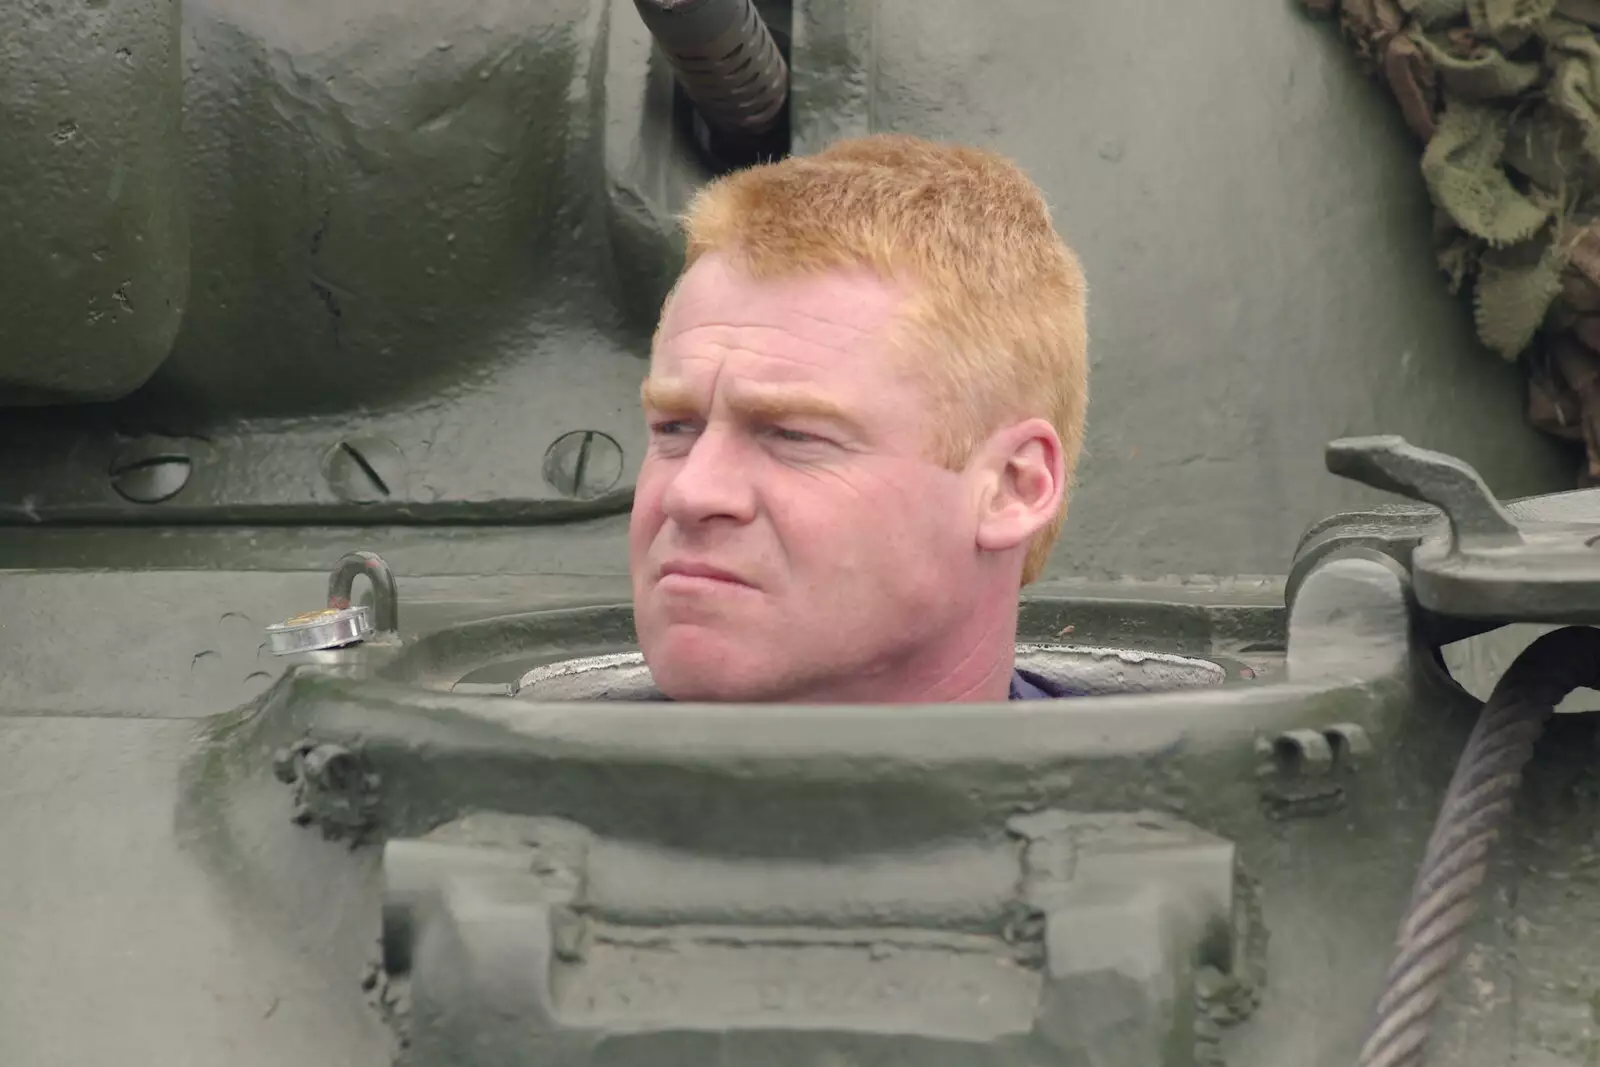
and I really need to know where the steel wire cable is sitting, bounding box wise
[1356,625,1600,1067]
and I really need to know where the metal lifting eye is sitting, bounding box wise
[264,550,399,655]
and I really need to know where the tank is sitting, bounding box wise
[5,1,1600,1065]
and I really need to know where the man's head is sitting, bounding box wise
[629,134,1088,703]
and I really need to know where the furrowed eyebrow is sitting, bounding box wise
[641,378,865,434]
[727,389,856,426]
[640,378,700,415]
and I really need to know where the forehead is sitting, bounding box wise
[652,254,910,384]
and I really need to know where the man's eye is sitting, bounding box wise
[650,419,694,436]
[770,426,819,444]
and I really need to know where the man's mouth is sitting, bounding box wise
[657,560,753,588]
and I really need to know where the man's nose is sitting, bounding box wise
[660,426,757,526]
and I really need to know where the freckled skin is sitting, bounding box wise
[629,253,1057,704]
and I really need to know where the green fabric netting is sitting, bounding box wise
[1471,0,1560,41]
[1474,227,1571,356]
[1503,105,1586,189]
[1404,0,1470,27]
[1414,29,1542,97]
[1557,0,1600,29]
[1306,0,1600,481]
[1437,229,1485,292]
[1422,96,1552,244]
[1341,0,1406,60]
[1569,222,1600,287]
[1543,20,1600,161]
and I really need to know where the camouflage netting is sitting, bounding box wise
[1304,0,1600,484]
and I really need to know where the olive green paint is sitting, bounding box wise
[0,0,1574,578]
[5,1,1600,1063]
[0,0,189,403]
[0,556,1508,1066]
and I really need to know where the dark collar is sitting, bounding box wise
[1009,668,1069,700]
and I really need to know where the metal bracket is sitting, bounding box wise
[379,810,1260,1066]
[1314,435,1600,625]
[272,738,382,843]
[1325,436,1522,551]
[1255,722,1373,820]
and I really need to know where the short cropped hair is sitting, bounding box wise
[665,134,1088,584]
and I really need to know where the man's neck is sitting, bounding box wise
[782,604,1021,704]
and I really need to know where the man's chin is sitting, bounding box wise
[641,626,788,703]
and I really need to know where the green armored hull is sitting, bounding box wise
[5,1,1600,1064]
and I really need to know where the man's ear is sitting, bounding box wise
[972,418,1065,555]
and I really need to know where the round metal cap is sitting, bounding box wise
[265,605,374,656]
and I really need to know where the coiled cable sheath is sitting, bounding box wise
[632,0,789,137]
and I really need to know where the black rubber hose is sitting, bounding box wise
[632,0,789,137]
[1356,625,1600,1067]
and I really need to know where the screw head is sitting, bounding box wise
[321,438,407,504]
[109,441,192,504]
[543,430,624,500]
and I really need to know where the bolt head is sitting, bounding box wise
[543,430,624,499]
[109,440,193,504]
[321,438,407,503]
